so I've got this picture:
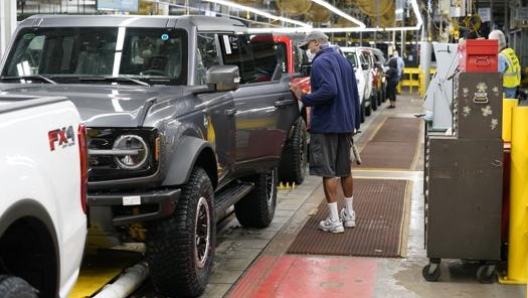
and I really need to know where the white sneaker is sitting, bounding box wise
[318,217,345,233]
[341,208,356,228]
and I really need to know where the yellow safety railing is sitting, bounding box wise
[498,105,528,285]
[397,67,436,96]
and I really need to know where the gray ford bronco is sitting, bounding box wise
[0,15,307,297]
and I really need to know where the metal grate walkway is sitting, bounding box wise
[287,179,408,258]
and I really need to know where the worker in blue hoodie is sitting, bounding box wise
[290,30,361,234]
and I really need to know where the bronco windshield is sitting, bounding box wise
[2,27,187,85]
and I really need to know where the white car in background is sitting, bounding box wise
[341,47,373,121]
[330,45,366,122]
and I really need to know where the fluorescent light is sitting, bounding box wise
[248,27,312,34]
[411,0,423,27]
[203,0,312,28]
[330,0,422,32]
[320,26,419,33]
[248,25,420,34]
[310,0,366,28]
[265,0,422,33]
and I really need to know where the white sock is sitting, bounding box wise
[327,202,339,222]
[345,196,354,212]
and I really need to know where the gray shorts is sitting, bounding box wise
[309,133,353,177]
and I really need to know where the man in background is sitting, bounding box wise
[392,51,405,80]
[390,50,405,94]
[488,29,521,99]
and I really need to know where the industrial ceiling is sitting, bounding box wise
[15,0,515,42]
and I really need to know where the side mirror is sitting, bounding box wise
[206,65,240,92]
[300,63,312,77]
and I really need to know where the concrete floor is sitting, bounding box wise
[200,93,527,298]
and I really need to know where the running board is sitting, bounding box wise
[214,181,255,220]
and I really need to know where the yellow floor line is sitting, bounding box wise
[68,250,143,298]
[353,168,421,173]
[353,176,418,180]
[69,268,124,298]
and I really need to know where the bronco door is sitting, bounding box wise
[219,33,299,171]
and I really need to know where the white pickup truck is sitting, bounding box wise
[0,95,87,298]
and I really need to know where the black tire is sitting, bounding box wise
[147,167,215,298]
[476,265,496,284]
[360,100,366,123]
[422,263,441,282]
[371,93,378,111]
[365,100,372,117]
[278,118,307,185]
[235,168,277,228]
[0,275,38,298]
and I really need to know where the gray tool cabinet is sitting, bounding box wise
[423,72,504,283]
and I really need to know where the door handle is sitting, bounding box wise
[225,108,237,116]
[274,99,295,107]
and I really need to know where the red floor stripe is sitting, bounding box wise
[228,255,378,298]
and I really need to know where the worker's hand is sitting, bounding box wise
[289,83,303,100]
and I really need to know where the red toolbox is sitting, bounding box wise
[458,39,498,72]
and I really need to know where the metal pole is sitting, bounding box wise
[376,0,380,28]
[360,32,363,46]
[0,0,17,58]
[503,0,508,34]
[420,38,432,97]
[419,9,432,97]
[490,0,494,29]
[400,30,404,57]
[392,31,396,56]
[92,262,149,298]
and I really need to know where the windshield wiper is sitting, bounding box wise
[78,76,150,87]
[113,76,151,87]
[0,75,58,85]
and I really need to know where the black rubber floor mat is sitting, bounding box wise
[287,179,408,258]
[357,117,421,169]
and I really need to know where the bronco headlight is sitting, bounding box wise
[87,127,160,182]
[113,135,149,170]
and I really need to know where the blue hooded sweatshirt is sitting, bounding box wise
[301,45,361,133]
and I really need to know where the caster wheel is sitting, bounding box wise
[422,263,441,282]
[476,265,496,284]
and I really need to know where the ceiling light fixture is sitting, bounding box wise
[249,0,422,33]
[321,0,422,32]
[248,26,420,34]
[147,0,290,28]
[310,0,366,29]
[203,0,312,28]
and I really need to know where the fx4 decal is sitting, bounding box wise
[48,126,76,151]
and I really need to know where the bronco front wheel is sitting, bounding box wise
[147,167,215,298]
